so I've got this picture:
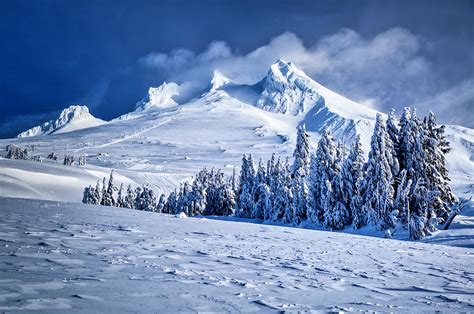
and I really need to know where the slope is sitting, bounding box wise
[0,197,472,311]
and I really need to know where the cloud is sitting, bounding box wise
[415,79,474,128]
[138,28,472,126]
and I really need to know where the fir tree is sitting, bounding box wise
[237,154,255,218]
[252,159,267,219]
[124,184,136,209]
[362,114,395,230]
[116,183,125,208]
[101,171,116,206]
[307,129,339,225]
[156,194,166,213]
[92,180,101,205]
[291,124,311,224]
[423,111,457,221]
[82,185,94,204]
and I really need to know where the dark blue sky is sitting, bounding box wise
[1,0,473,137]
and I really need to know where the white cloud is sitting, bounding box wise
[138,28,472,126]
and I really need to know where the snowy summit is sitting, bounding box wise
[17,105,106,138]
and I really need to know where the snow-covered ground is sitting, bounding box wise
[0,197,473,312]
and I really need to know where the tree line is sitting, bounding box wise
[82,107,457,240]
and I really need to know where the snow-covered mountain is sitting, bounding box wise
[1,60,473,204]
[17,105,106,138]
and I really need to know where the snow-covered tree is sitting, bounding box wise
[6,145,29,160]
[101,171,116,206]
[362,114,395,230]
[63,154,75,166]
[325,139,364,230]
[338,136,365,227]
[165,190,178,214]
[393,169,412,225]
[91,180,102,205]
[124,184,136,209]
[134,186,143,210]
[78,155,87,166]
[116,183,125,208]
[82,185,94,204]
[141,185,157,212]
[237,154,255,218]
[291,124,311,224]
[252,159,268,219]
[156,194,166,213]
[191,168,209,215]
[423,111,457,221]
[47,152,57,161]
[307,129,339,225]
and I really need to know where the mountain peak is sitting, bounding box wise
[256,60,318,115]
[136,82,180,111]
[17,105,105,138]
[269,59,297,78]
[210,70,231,92]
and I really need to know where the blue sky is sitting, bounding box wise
[1,0,473,137]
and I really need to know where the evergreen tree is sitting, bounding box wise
[92,180,101,205]
[78,155,87,166]
[116,183,125,208]
[191,169,208,215]
[393,169,412,225]
[156,194,166,213]
[339,136,365,227]
[141,185,157,211]
[82,185,94,204]
[252,159,267,219]
[134,186,143,210]
[282,158,295,224]
[423,111,457,221]
[237,154,255,218]
[362,114,395,230]
[307,129,338,225]
[101,171,116,206]
[220,181,236,216]
[165,190,178,214]
[124,184,136,209]
[291,124,311,224]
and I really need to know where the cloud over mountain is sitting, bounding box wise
[138,28,473,127]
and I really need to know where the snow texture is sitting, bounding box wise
[0,197,472,312]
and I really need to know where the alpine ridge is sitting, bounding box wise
[17,105,106,138]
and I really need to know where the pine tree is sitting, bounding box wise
[191,169,208,216]
[141,186,157,211]
[101,171,116,206]
[220,181,236,216]
[339,136,365,227]
[362,114,395,230]
[237,154,255,218]
[124,184,136,209]
[423,111,457,222]
[393,169,412,225]
[165,190,178,214]
[291,124,311,224]
[82,185,94,204]
[116,183,125,208]
[134,186,143,210]
[325,142,351,230]
[282,158,295,224]
[78,155,87,166]
[307,129,339,225]
[92,180,101,205]
[252,159,268,219]
[156,194,166,213]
